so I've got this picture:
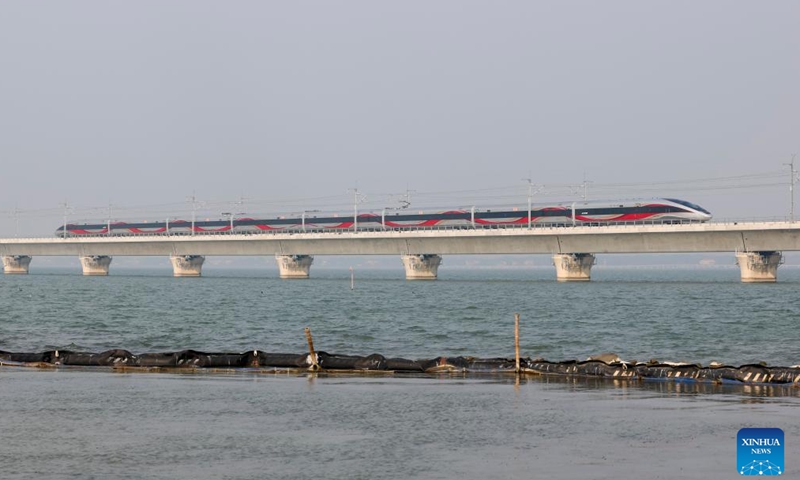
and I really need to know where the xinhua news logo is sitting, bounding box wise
[738,428,784,476]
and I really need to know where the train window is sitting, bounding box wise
[664,198,711,214]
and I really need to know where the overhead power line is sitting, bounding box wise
[0,168,796,225]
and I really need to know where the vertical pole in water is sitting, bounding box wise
[304,327,320,371]
[350,266,354,290]
[514,313,521,374]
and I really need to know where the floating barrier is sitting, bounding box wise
[525,359,800,385]
[1,349,798,386]
[2,324,798,386]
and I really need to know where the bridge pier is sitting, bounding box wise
[80,255,112,276]
[553,253,596,282]
[735,251,783,283]
[2,255,32,274]
[170,255,205,277]
[275,254,314,279]
[401,254,442,280]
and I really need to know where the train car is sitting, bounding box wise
[55,198,712,237]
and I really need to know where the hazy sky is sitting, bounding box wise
[1,1,799,237]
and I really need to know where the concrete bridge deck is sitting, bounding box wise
[2,221,800,281]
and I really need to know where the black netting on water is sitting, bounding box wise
[1,350,799,385]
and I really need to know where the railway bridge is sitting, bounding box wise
[2,221,800,282]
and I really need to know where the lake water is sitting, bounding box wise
[1,266,799,478]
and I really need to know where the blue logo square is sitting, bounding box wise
[738,428,784,476]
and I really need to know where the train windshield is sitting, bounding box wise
[664,198,711,215]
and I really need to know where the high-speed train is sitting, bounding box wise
[55,198,712,237]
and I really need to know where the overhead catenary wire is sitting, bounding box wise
[0,169,795,227]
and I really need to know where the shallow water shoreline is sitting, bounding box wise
[1,369,798,479]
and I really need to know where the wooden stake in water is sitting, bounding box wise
[304,327,320,371]
[350,266,354,290]
[514,313,521,373]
